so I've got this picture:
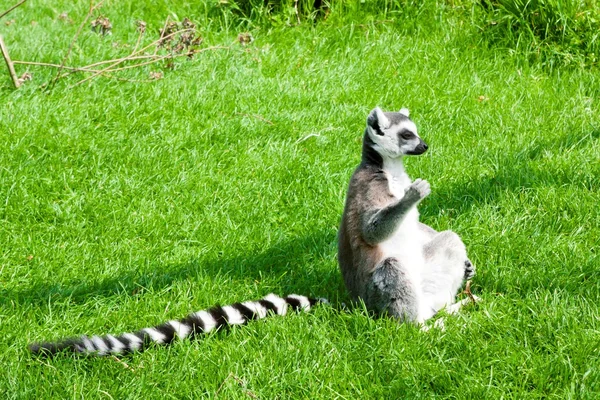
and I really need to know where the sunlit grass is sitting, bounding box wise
[0,1,599,398]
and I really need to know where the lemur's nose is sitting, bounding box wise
[423,143,428,151]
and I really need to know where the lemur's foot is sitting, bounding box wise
[464,260,476,280]
[405,178,431,202]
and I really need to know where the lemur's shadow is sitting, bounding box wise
[2,228,345,308]
[422,129,599,215]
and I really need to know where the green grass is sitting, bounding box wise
[1,1,599,398]
[478,0,600,68]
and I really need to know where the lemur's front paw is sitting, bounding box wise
[405,178,431,202]
[464,260,476,280]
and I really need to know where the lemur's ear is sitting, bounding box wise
[367,107,389,135]
[399,108,410,117]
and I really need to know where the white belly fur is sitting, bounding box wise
[379,158,434,321]
[379,158,429,266]
[378,209,428,271]
[378,209,433,321]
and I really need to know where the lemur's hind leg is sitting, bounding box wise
[421,230,474,314]
[365,257,427,323]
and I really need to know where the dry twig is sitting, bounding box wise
[110,355,135,371]
[105,46,229,72]
[132,21,146,52]
[154,16,170,56]
[0,0,28,20]
[0,0,28,88]
[50,0,105,89]
[29,45,228,89]
[0,35,20,88]
[463,280,476,303]
[10,10,223,89]
[67,28,205,89]
[13,60,100,72]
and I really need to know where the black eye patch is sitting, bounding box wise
[399,130,414,140]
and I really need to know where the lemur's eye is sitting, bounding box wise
[400,131,413,140]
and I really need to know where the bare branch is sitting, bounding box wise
[154,16,170,56]
[0,0,27,20]
[24,45,229,89]
[131,22,145,54]
[103,46,229,73]
[12,10,226,90]
[12,60,100,72]
[50,0,105,89]
[0,35,20,88]
[67,28,198,88]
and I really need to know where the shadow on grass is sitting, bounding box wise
[3,228,345,308]
[7,129,597,308]
[424,129,599,214]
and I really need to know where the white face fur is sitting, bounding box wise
[366,107,427,159]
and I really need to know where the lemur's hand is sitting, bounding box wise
[404,179,431,203]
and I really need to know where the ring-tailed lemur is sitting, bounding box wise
[29,293,327,356]
[338,107,477,324]
[29,108,474,356]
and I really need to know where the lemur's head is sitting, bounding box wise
[365,107,428,158]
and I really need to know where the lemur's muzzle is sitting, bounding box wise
[407,139,428,155]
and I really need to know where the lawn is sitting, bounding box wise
[1,1,599,398]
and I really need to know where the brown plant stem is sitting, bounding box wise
[0,35,20,88]
[50,0,105,89]
[0,0,28,20]
[67,28,198,88]
[12,60,100,72]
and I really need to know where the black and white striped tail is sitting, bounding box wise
[29,294,327,357]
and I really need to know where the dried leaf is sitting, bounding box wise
[181,17,195,31]
[158,21,178,47]
[136,20,146,34]
[158,18,202,56]
[149,71,163,80]
[192,36,203,46]
[16,72,32,85]
[91,16,112,36]
[237,32,254,45]
[58,12,72,23]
